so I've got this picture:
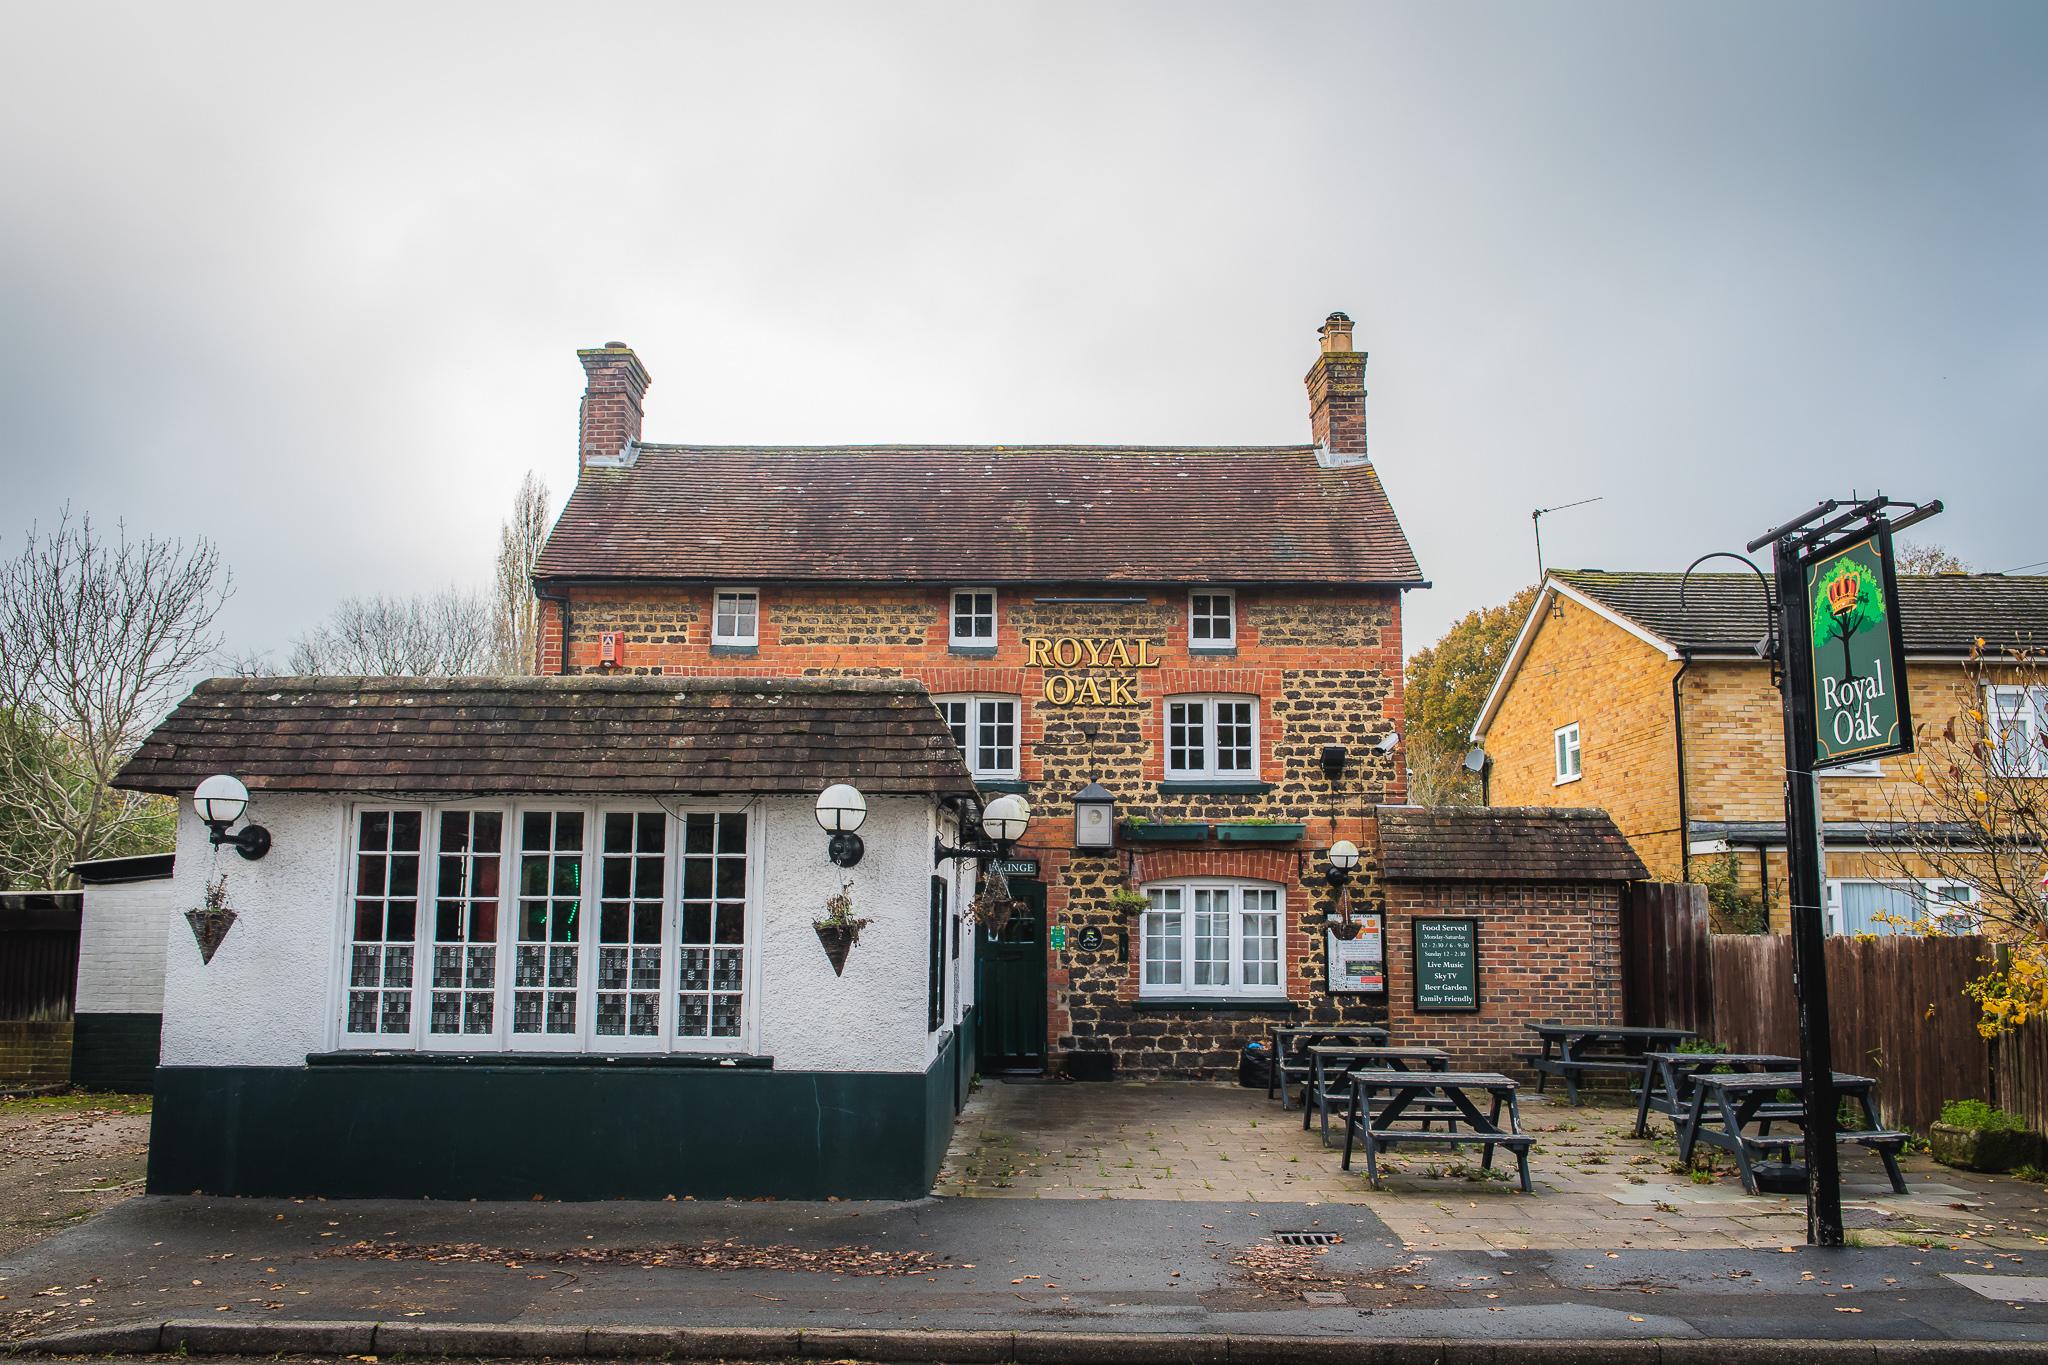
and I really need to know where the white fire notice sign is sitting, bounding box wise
[1327,916,1385,994]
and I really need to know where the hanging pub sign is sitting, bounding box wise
[1412,917,1479,1012]
[1803,522,1914,770]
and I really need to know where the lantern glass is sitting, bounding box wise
[1072,781,1115,850]
[194,774,251,828]
[1328,838,1360,873]
[815,783,868,834]
[981,793,1030,845]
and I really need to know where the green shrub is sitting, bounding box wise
[1676,1038,1726,1055]
[1939,1099,2030,1132]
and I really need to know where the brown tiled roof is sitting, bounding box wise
[533,445,1426,586]
[1554,570,2048,656]
[114,676,975,799]
[1376,806,1649,882]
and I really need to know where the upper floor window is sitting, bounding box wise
[1554,723,1582,784]
[936,694,1020,778]
[1189,590,1235,648]
[1987,685,2048,777]
[1166,695,1257,780]
[342,803,752,1054]
[950,589,997,647]
[1140,880,1284,999]
[713,588,759,646]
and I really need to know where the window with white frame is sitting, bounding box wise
[1165,695,1257,780]
[1987,685,2048,777]
[1140,880,1284,999]
[1826,878,1978,937]
[935,694,1020,778]
[1189,590,1235,648]
[1823,758,1884,778]
[339,804,752,1052]
[712,588,759,646]
[1554,723,1582,784]
[950,589,997,646]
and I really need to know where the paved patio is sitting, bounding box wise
[936,1077,2048,1252]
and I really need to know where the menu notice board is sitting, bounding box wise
[1326,916,1385,994]
[1412,917,1479,1012]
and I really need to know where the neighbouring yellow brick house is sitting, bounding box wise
[1469,570,2048,933]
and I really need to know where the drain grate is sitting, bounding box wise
[1273,1231,1342,1247]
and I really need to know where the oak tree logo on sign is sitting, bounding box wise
[1804,532,1910,768]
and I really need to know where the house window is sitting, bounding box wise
[1823,758,1883,778]
[338,803,752,1053]
[712,588,759,646]
[1554,723,1582,784]
[1165,695,1257,779]
[1987,685,2048,777]
[1140,881,1285,999]
[1827,879,1978,936]
[950,589,997,646]
[1189,590,1235,648]
[345,809,423,1038]
[928,876,948,1033]
[935,694,1020,778]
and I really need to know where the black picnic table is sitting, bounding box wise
[1632,1051,1799,1138]
[1301,1044,1451,1145]
[1679,1070,1910,1195]
[1266,1024,1391,1108]
[1340,1070,1536,1194]
[1522,1023,1696,1103]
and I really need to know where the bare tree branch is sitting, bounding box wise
[493,471,550,675]
[289,589,500,676]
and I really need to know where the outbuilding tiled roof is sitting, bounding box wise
[1554,570,2048,656]
[1376,806,1649,883]
[114,676,975,799]
[533,445,1425,586]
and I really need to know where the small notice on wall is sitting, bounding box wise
[1327,917,1385,994]
[1412,917,1479,1012]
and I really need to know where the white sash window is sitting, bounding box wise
[1140,880,1286,999]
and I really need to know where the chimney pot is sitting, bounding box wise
[1305,311,1368,465]
[1318,311,1355,353]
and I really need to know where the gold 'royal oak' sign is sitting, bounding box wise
[1024,637,1156,706]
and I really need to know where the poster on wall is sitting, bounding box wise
[1412,917,1480,1012]
[1327,916,1385,994]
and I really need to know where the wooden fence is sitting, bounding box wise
[1621,889,2048,1134]
[0,893,82,1021]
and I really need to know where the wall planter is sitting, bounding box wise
[1120,821,1209,843]
[186,874,237,964]
[1216,822,1307,843]
[1929,1122,2045,1173]
[812,882,870,977]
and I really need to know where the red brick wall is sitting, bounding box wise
[1383,881,1623,1074]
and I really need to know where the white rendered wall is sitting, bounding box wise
[75,874,178,1014]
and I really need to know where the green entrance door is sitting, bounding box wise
[976,879,1047,1074]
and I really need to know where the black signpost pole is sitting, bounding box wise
[1772,534,1843,1248]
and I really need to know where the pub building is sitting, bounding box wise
[532,313,1426,1078]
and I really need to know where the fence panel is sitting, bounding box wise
[0,898,83,1021]
[1621,882,1711,1032]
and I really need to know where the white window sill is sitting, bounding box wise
[1554,773,1582,787]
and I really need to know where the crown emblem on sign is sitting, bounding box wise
[1826,572,1860,616]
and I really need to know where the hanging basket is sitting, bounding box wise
[969,866,1016,936]
[814,921,863,976]
[186,907,238,963]
[1327,917,1363,942]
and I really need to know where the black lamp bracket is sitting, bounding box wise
[827,832,865,868]
[208,823,271,861]
[934,835,1013,867]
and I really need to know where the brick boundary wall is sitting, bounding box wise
[0,1018,75,1088]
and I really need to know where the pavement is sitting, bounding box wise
[4,1080,2048,1358]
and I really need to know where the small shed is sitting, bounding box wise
[69,853,177,1093]
[1375,805,1648,1073]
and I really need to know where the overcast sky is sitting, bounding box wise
[1,2,2041,661]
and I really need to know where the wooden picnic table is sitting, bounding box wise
[1340,1070,1536,1193]
[1521,1023,1696,1103]
[1632,1051,1799,1138]
[1679,1070,1909,1195]
[1267,1024,1391,1108]
[1301,1045,1452,1145]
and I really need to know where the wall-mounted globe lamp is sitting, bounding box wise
[194,774,271,860]
[815,783,868,867]
[936,793,1033,866]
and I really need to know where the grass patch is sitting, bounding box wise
[0,1090,151,1118]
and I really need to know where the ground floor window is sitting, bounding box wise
[342,802,753,1052]
[1826,878,1978,936]
[1140,879,1285,999]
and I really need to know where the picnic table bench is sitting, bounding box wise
[1267,1024,1390,1109]
[1632,1051,1799,1138]
[1300,1045,1451,1145]
[1341,1070,1535,1194]
[1679,1070,1910,1195]
[1520,1023,1695,1103]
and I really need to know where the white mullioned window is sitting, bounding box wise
[712,588,759,646]
[1554,722,1582,784]
[1987,685,2048,778]
[337,803,754,1053]
[1140,880,1285,999]
[1189,590,1235,648]
[935,694,1021,778]
[950,589,997,646]
[1165,695,1257,780]
[1826,879,1978,937]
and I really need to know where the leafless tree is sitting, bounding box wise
[493,471,550,674]
[1896,541,1970,575]
[288,589,500,676]
[0,512,229,888]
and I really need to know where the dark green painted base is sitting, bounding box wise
[70,1012,160,1093]
[149,1034,960,1201]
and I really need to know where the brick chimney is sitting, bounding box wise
[576,342,652,472]
[1305,311,1368,468]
